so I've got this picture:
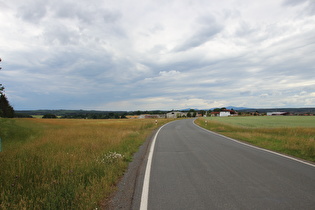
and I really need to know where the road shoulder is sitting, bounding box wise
[102,128,157,210]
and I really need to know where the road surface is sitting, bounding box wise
[140,119,315,210]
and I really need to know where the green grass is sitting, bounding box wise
[0,118,173,209]
[203,116,315,128]
[31,115,44,118]
[196,116,315,162]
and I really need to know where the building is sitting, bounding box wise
[166,112,187,118]
[219,111,231,117]
[211,109,237,117]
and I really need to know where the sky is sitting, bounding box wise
[1,0,315,111]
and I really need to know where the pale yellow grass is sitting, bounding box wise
[0,118,173,209]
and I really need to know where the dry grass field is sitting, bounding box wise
[0,118,173,209]
[196,116,315,162]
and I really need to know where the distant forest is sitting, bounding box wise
[15,110,169,119]
[14,108,315,119]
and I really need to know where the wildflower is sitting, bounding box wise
[97,151,124,164]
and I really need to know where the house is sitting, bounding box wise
[211,109,237,117]
[219,111,231,117]
[166,112,187,118]
[210,112,220,117]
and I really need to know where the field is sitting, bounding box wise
[196,116,315,162]
[0,118,173,209]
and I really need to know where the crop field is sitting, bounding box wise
[196,116,315,162]
[0,118,173,209]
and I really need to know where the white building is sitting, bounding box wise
[219,111,231,117]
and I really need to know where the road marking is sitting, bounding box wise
[193,120,315,168]
[140,122,172,210]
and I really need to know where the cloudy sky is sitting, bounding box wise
[1,0,315,111]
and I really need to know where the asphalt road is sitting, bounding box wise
[140,119,315,210]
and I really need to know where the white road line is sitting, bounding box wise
[140,122,172,210]
[193,120,315,168]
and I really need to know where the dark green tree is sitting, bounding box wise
[0,58,3,94]
[0,94,15,118]
[42,114,57,119]
[0,58,15,118]
[192,111,197,117]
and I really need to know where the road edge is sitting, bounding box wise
[103,128,158,210]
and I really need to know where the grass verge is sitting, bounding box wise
[0,118,173,209]
[195,116,315,162]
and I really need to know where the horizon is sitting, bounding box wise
[15,106,315,112]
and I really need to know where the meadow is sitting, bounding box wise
[0,118,172,209]
[196,116,315,162]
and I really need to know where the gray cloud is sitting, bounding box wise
[17,0,47,24]
[283,0,315,15]
[283,0,308,6]
[1,0,314,110]
[174,15,223,52]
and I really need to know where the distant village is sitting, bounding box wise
[126,108,314,119]
[15,107,315,119]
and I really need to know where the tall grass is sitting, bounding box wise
[0,118,172,209]
[196,116,315,162]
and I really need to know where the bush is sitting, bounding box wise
[42,114,57,119]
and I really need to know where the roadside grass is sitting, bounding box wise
[196,116,315,162]
[0,118,173,209]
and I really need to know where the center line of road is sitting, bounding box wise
[139,122,172,210]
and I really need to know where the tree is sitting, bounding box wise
[0,94,15,118]
[0,58,3,95]
[0,58,15,118]
[42,114,57,119]
[200,110,206,116]
[192,111,197,117]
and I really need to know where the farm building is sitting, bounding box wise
[166,112,187,118]
[126,114,166,119]
[219,111,231,117]
[211,109,237,117]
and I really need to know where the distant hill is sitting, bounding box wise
[15,107,315,117]
[14,109,168,119]
[213,106,251,110]
[16,109,125,116]
[180,106,251,111]
[238,108,315,114]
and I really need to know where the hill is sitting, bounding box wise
[238,108,315,115]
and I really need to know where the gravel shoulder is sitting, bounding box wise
[102,129,157,210]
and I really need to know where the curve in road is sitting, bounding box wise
[140,118,315,210]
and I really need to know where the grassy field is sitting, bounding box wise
[0,118,173,209]
[196,116,315,162]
